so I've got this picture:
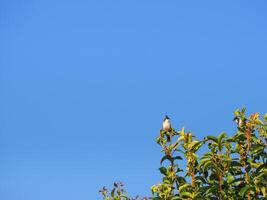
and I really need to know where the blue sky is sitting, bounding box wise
[1,1,267,199]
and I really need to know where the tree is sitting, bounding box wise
[100,108,267,200]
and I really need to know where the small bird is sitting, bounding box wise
[162,115,171,131]
[233,117,243,127]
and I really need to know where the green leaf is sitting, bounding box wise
[218,132,227,151]
[160,155,173,165]
[179,183,191,191]
[255,163,266,174]
[240,185,253,197]
[159,167,168,176]
[261,187,266,197]
[190,141,204,152]
[218,132,227,143]
[198,158,209,168]
[230,161,242,167]
[226,175,235,184]
[173,156,183,160]
[192,192,201,199]
[163,177,171,184]
[203,160,213,172]
[252,145,264,154]
[205,135,218,144]
[177,176,186,184]
[241,107,246,114]
[180,191,193,198]
[195,176,207,184]
[230,177,243,184]
[111,188,115,197]
[234,109,240,116]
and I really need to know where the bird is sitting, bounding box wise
[233,117,243,127]
[162,115,171,131]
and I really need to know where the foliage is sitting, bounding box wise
[100,108,267,200]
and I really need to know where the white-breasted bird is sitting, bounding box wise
[162,115,171,131]
[234,117,243,127]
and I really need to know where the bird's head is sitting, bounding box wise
[164,115,170,121]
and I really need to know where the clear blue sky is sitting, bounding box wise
[1,1,267,199]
